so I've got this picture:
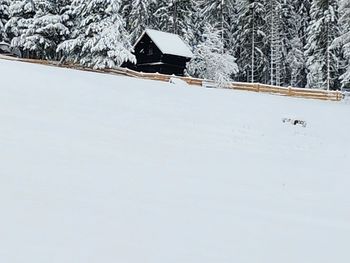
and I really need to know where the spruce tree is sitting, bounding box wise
[292,0,312,87]
[173,0,196,40]
[153,0,176,33]
[305,0,341,90]
[5,0,70,59]
[5,0,36,50]
[152,0,195,38]
[198,0,237,50]
[332,0,350,87]
[234,0,268,83]
[180,0,204,47]
[122,0,155,43]
[57,0,135,69]
[0,0,10,42]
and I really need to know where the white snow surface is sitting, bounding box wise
[140,29,194,58]
[169,76,189,86]
[0,60,350,263]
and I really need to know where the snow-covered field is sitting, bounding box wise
[0,59,350,263]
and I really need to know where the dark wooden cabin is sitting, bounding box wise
[123,29,194,76]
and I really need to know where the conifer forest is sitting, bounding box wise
[1,0,350,90]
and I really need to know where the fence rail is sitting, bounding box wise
[0,55,343,102]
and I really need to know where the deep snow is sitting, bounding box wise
[0,59,350,263]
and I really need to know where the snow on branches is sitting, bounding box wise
[57,0,135,69]
[187,24,238,87]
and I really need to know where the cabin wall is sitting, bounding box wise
[162,54,189,68]
[137,64,185,76]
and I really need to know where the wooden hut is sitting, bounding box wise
[123,29,194,76]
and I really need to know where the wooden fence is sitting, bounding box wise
[0,55,343,102]
[228,82,343,101]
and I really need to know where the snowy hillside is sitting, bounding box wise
[1,60,350,263]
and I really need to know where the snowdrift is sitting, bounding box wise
[0,60,349,263]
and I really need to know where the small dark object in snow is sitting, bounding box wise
[282,118,307,128]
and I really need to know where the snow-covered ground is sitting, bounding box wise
[0,59,349,263]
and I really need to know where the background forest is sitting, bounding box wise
[1,0,350,90]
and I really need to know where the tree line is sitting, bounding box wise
[0,0,349,90]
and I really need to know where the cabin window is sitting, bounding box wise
[148,47,153,56]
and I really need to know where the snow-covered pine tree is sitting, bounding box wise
[293,0,312,48]
[225,0,239,52]
[198,0,237,51]
[199,0,226,48]
[24,0,69,59]
[152,0,195,41]
[305,0,341,90]
[332,0,350,87]
[122,0,155,43]
[286,37,305,87]
[289,0,312,87]
[5,0,36,50]
[187,23,238,87]
[234,0,268,83]
[173,0,197,42]
[58,0,74,39]
[152,0,176,33]
[0,0,11,42]
[5,0,70,59]
[178,1,207,47]
[267,0,304,87]
[57,0,135,69]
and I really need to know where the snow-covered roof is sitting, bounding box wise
[135,29,194,59]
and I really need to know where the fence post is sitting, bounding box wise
[337,91,342,101]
